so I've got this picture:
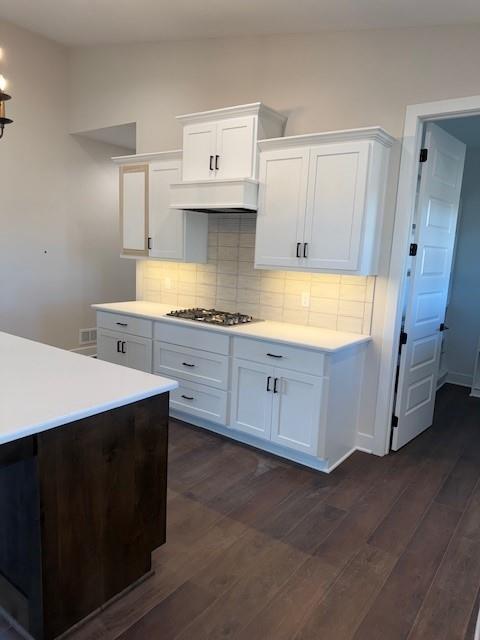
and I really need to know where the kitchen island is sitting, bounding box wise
[0,332,178,640]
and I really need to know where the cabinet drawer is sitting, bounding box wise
[170,379,228,425]
[232,337,325,376]
[154,321,230,355]
[154,342,229,390]
[97,311,153,339]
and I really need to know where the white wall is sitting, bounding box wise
[445,148,480,386]
[69,26,480,147]
[0,20,135,349]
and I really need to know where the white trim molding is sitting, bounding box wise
[258,127,395,151]
[373,94,480,456]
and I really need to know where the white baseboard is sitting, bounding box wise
[446,371,473,388]
[356,431,374,454]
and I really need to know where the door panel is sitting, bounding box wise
[96,329,124,366]
[123,335,152,373]
[149,160,185,260]
[230,360,273,439]
[182,123,216,181]
[121,165,148,256]
[304,142,369,271]
[254,148,310,268]
[270,370,323,455]
[215,117,255,179]
[393,123,466,450]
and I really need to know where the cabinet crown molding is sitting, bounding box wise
[258,127,396,151]
[176,102,287,127]
[112,149,182,164]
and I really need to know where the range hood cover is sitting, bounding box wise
[170,178,258,214]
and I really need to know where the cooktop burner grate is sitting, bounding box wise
[166,308,262,326]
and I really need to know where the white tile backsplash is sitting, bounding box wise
[138,214,375,335]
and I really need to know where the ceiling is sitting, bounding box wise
[439,115,480,149]
[2,0,480,46]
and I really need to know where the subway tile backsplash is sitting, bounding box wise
[137,214,375,334]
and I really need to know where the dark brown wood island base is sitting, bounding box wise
[0,393,169,640]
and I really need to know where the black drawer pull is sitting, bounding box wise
[121,341,126,354]
[296,242,302,258]
[116,322,128,327]
[266,353,283,359]
[266,376,272,392]
[182,362,195,368]
[303,242,308,258]
[116,339,121,353]
[181,394,194,401]
[273,377,279,394]
[215,155,219,171]
[209,155,214,171]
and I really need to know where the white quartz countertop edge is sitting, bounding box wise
[93,301,372,353]
[0,332,178,447]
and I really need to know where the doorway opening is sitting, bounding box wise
[391,113,480,450]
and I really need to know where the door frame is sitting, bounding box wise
[374,94,480,456]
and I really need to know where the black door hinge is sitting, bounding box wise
[419,148,428,163]
[392,415,399,428]
[409,243,418,256]
[400,331,408,345]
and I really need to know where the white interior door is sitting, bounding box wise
[254,147,310,269]
[215,116,255,179]
[393,123,465,450]
[149,160,185,260]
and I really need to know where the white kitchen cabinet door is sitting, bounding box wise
[120,164,148,256]
[97,329,152,372]
[123,334,152,372]
[303,142,370,271]
[254,148,310,269]
[182,122,217,181]
[97,329,124,366]
[149,159,185,260]
[215,116,255,179]
[230,360,274,439]
[271,370,324,455]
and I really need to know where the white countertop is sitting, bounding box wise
[93,301,371,353]
[0,332,178,446]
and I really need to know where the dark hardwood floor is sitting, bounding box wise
[1,384,479,640]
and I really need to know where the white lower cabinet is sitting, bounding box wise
[231,358,325,455]
[96,311,365,471]
[270,370,324,455]
[97,328,152,373]
[170,379,228,425]
[230,360,273,439]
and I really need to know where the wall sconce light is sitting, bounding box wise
[0,74,13,139]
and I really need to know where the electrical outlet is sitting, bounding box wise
[301,291,310,308]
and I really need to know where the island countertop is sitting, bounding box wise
[0,331,178,446]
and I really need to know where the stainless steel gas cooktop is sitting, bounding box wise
[166,308,262,326]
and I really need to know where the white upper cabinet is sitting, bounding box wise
[177,103,286,182]
[182,123,217,181]
[255,128,394,275]
[255,147,310,268]
[114,151,208,262]
[120,164,149,257]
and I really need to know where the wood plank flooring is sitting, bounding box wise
[1,384,479,640]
